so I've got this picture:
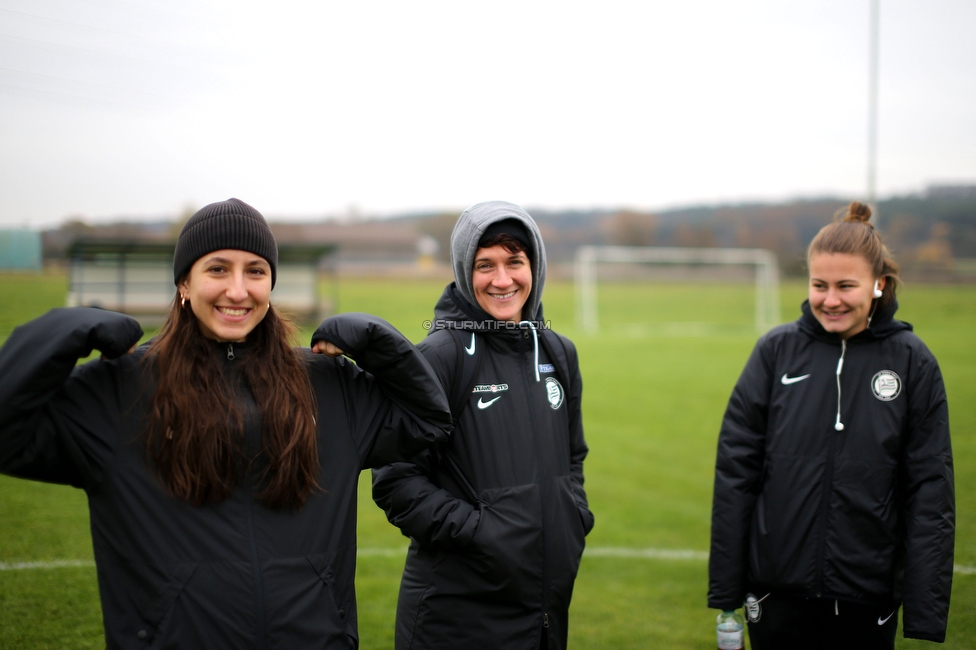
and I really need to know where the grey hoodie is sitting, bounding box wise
[373,200,593,650]
[450,201,548,321]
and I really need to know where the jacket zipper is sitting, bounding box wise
[245,494,269,647]
[815,340,845,597]
[229,347,267,647]
[521,330,551,642]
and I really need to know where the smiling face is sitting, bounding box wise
[472,244,532,322]
[178,249,272,342]
[808,252,884,339]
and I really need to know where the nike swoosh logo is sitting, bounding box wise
[476,396,500,409]
[781,373,811,385]
[877,610,895,626]
[464,334,476,356]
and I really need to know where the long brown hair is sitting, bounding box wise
[807,201,901,308]
[144,296,319,510]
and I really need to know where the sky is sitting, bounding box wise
[1,0,975,228]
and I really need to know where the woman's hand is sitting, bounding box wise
[312,341,345,357]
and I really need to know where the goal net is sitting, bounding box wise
[574,246,780,335]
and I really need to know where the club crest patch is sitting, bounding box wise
[545,377,564,410]
[871,370,902,401]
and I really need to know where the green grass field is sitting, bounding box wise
[1,271,973,649]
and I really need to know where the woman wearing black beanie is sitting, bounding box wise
[0,198,452,649]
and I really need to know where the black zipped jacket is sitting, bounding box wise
[708,300,954,643]
[0,307,452,650]
[372,285,594,650]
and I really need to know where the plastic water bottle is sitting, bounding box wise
[716,609,745,650]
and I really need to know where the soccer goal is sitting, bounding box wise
[574,246,780,335]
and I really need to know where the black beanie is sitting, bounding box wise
[478,218,531,251]
[173,198,278,288]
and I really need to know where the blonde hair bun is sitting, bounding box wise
[837,201,873,225]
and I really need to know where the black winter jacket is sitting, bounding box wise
[372,285,594,650]
[0,307,452,650]
[708,300,954,642]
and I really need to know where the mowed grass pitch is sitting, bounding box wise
[0,271,973,649]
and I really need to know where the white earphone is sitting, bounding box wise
[873,279,883,299]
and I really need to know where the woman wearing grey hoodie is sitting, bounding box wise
[373,201,594,650]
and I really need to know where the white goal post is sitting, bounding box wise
[574,246,780,334]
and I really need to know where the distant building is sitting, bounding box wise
[268,221,429,276]
[0,229,42,271]
[926,184,976,200]
[66,239,337,325]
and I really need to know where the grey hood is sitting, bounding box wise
[450,201,547,321]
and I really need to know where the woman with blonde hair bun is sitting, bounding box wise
[709,201,954,648]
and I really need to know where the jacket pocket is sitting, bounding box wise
[263,554,356,648]
[579,503,595,536]
[749,453,826,587]
[141,561,260,649]
[134,562,197,649]
[823,458,900,596]
[755,492,768,536]
[434,483,543,602]
[547,475,589,599]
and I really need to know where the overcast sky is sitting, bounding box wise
[1,0,974,227]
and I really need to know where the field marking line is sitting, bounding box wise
[585,547,709,560]
[4,550,974,576]
[582,550,976,578]
[0,559,95,570]
[356,547,404,558]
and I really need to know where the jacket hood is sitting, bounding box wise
[797,297,912,341]
[450,201,547,321]
[433,283,482,325]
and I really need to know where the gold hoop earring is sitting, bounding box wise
[180,295,187,309]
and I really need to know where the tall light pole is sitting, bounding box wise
[867,0,880,204]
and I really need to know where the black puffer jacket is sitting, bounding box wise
[372,285,594,650]
[0,307,451,650]
[708,300,954,643]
